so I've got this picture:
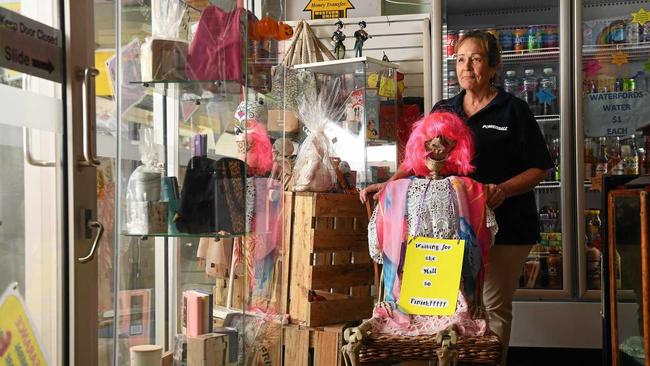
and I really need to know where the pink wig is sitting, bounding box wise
[401,111,475,177]
[244,122,273,176]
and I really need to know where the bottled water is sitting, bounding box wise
[503,70,519,95]
[634,71,648,92]
[539,68,558,115]
[448,71,460,96]
[522,69,539,115]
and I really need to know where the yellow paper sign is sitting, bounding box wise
[0,285,49,365]
[303,0,355,20]
[397,237,465,316]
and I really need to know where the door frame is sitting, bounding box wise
[63,0,101,364]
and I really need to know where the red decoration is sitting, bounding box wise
[275,22,294,41]
[256,16,279,40]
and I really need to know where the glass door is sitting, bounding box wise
[577,0,648,301]
[439,0,572,298]
[0,0,100,365]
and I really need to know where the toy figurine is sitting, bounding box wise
[331,20,346,59]
[353,21,372,57]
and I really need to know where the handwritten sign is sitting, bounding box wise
[398,237,465,316]
[0,7,62,83]
[583,91,650,137]
[303,0,355,19]
[0,284,49,365]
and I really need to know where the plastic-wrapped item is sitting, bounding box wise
[125,128,166,234]
[292,74,345,192]
[141,0,188,81]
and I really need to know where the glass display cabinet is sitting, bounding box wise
[113,0,289,364]
[293,56,400,188]
[605,186,649,366]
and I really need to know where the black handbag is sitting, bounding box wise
[175,156,246,235]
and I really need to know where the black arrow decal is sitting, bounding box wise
[31,58,54,73]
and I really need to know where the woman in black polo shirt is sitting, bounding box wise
[361,30,553,364]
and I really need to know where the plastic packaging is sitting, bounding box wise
[292,73,346,192]
[141,0,188,81]
[126,128,165,234]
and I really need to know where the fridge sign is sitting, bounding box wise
[0,7,62,83]
[583,91,650,137]
[397,237,465,316]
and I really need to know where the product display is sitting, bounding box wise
[174,156,246,235]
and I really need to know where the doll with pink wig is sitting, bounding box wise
[351,111,498,343]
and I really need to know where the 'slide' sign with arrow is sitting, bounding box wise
[0,7,62,83]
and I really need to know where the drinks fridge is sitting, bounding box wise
[433,1,647,361]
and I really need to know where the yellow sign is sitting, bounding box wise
[631,7,650,25]
[398,237,465,316]
[303,0,354,20]
[0,285,49,365]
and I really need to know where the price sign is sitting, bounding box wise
[397,237,465,316]
[583,91,650,137]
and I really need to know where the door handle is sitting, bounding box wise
[77,67,100,167]
[23,127,55,167]
[78,220,104,263]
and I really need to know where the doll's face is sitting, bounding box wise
[425,136,456,161]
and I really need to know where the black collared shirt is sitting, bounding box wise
[432,88,554,245]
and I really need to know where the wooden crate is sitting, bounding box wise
[283,192,374,327]
[283,323,350,366]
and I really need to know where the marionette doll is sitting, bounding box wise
[353,20,372,57]
[331,20,346,59]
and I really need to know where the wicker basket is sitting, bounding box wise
[358,331,501,364]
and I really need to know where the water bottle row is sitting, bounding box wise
[447,67,558,115]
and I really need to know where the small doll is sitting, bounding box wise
[353,21,372,57]
[331,20,346,59]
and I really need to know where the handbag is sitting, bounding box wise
[185,6,249,82]
[175,156,246,235]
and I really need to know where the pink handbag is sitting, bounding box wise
[186,6,247,82]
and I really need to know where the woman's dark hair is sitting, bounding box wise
[455,30,502,69]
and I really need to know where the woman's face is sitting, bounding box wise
[456,37,496,92]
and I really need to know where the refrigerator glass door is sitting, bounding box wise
[441,0,571,297]
[578,1,647,300]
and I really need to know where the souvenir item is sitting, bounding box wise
[331,20,346,59]
[174,156,246,235]
[271,138,295,190]
[353,20,372,57]
[342,112,499,365]
[275,22,294,40]
[186,6,250,82]
[141,0,188,81]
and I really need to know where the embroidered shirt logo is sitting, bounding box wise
[482,124,508,131]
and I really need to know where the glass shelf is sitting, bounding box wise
[447,48,560,65]
[536,114,560,123]
[293,56,399,75]
[583,42,650,62]
[128,80,241,100]
[121,232,246,240]
[536,181,561,189]
[367,139,397,147]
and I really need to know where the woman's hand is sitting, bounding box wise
[359,182,386,203]
[485,183,508,209]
